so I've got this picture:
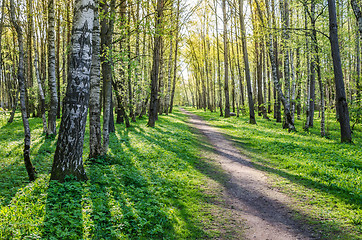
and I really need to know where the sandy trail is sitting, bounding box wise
[182,109,317,240]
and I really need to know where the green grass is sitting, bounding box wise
[0,109,236,239]
[187,107,362,240]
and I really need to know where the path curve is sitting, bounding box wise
[182,109,317,240]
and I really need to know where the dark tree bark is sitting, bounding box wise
[328,0,352,142]
[148,0,164,126]
[10,0,36,181]
[50,0,95,182]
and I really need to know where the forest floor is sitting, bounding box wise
[181,108,361,240]
[0,108,361,239]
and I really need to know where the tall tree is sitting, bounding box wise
[89,0,102,159]
[100,0,116,153]
[47,0,58,137]
[222,0,231,117]
[10,0,37,181]
[328,0,352,142]
[33,13,47,134]
[261,0,296,131]
[239,0,256,124]
[214,0,223,116]
[148,0,165,126]
[50,0,95,182]
[351,0,362,103]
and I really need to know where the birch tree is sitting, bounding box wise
[47,0,58,137]
[50,0,95,182]
[222,0,231,117]
[89,0,102,159]
[10,0,37,181]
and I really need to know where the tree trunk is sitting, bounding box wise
[296,47,302,119]
[50,0,95,182]
[56,3,61,119]
[127,3,136,122]
[148,0,164,126]
[357,30,361,105]
[328,0,352,142]
[236,30,245,111]
[10,0,37,181]
[265,0,295,131]
[238,0,256,124]
[47,0,58,137]
[33,21,47,134]
[215,0,223,116]
[281,0,292,128]
[222,0,230,118]
[89,0,102,159]
[169,0,181,114]
[100,0,115,153]
[351,0,362,102]
[165,10,174,115]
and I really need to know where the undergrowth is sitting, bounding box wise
[0,109,228,239]
[188,107,362,240]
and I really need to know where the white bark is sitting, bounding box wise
[89,0,102,158]
[47,0,58,136]
[51,0,95,181]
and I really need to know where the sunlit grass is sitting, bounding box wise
[0,109,230,239]
[187,107,362,239]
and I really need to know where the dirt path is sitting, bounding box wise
[182,109,317,240]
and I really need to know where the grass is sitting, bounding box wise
[187,107,362,240]
[0,109,240,239]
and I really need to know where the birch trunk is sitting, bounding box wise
[265,0,295,131]
[281,0,291,127]
[222,0,230,118]
[215,0,223,116]
[169,0,181,114]
[10,0,37,181]
[351,0,362,102]
[47,0,58,137]
[50,0,95,181]
[33,22,47,134]
[100,0,115,153]
[89,0,102,159]
[165,20,174,115]
[238,0,256,124]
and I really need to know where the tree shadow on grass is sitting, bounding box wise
[224,133,362,208]
[42,179,84,240]
[104,124,211,239]
[0,136,55,207]
[87,155,177,239]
